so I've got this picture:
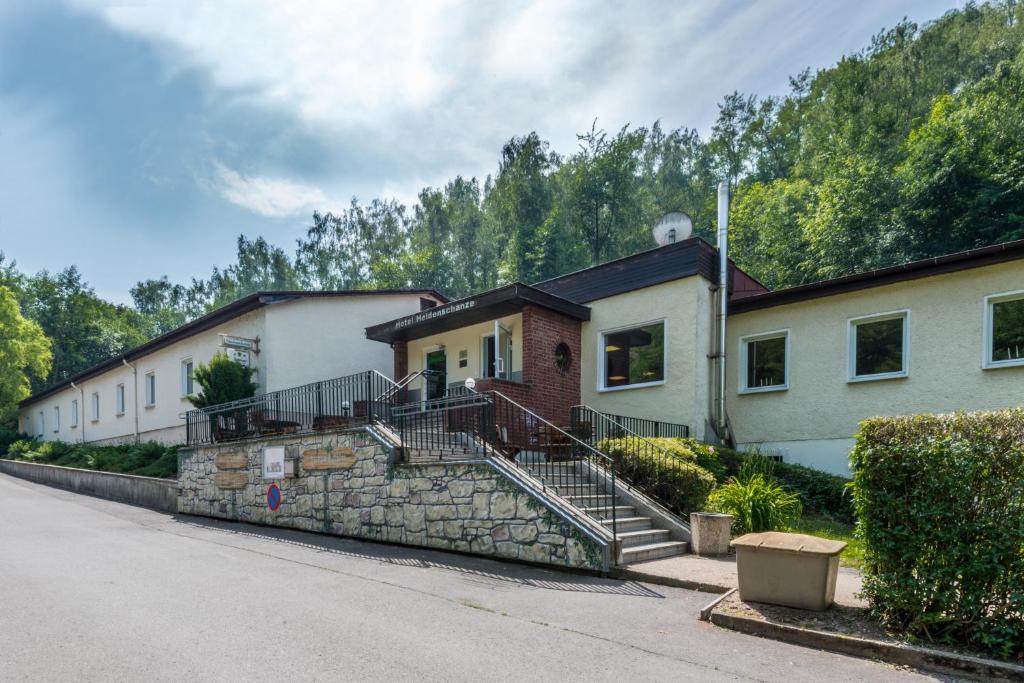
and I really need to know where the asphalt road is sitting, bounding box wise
[0,473,936,682]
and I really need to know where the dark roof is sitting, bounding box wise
[730,239,1024,313]
[533,236,768,303]
[21,289,447,407]
[365,283,590,344]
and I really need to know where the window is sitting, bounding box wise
[740,331,789,393]
[53,406,60,432]
[181,358,194,396]
[600,321,666,390]
[116,383,126,415]
[37,410,44,437]
[145,372,156,407]
[554,342,572,373]
[849,311,909,381]
[71,399,79,428]
[984,290,1024,369]
[91,392,100,421]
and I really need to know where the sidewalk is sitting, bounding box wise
[615,552,865,608]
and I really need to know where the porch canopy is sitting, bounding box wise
[365,283,590,344]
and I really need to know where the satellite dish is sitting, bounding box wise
[652,212,693,246]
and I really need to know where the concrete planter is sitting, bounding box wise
[689,512,733,556]
[731,532,846,611]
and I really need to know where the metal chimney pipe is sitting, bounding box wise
[717,181,729,439]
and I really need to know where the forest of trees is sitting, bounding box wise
[3,1,1024,401]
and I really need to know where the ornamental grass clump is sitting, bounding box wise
[706,458,802,534]
[851,409,1024,661]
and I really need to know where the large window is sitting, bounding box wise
[601,321,665,390]
[145,372,156,407]
[984,291,1024,369]
[849,311,909,381]
[116,383,126,415]
[181,358,194,396]
[740,331,789,393]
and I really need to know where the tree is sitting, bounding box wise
[188,353,258,408]
[0,286,52,423]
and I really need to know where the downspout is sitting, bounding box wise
[716,181,729,441]
[71,381,85,444]
[122,358,140,444]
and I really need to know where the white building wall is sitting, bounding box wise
[726,259,1024,475]
[17,293,435,446]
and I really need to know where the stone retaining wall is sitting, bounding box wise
[0,459,179,512]
[178,428,606,571]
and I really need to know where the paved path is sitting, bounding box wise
[0,474,936,682]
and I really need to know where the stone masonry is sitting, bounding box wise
[178,427,605,571]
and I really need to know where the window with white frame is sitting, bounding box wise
[37,410,44,437]
[181,358,194,396]
[145,372,156,406]
[116,383,126,415]
[91,392,100,421]
[600,321,666,390]
[984,290,1024,368]
[849,311,909,381]
[740,331,789,393]
[71,399,79,428]
[53,406,60,432]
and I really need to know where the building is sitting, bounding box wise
[366,238,1024,475]
[17,290,445,445]
[18,237,1024,476]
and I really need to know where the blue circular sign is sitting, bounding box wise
[267,483,282,511]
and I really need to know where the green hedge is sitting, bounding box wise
[596,437,716,515]
[2,438,179,479]
[850,410,1024,660]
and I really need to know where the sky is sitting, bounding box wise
[0,0,957,304]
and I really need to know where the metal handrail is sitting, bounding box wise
[570,404,702,518]
[376,369,421,401]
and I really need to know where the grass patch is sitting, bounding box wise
[790,514,863,569]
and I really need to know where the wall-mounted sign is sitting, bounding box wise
[219,334,260,354]
[393,299,477,331]
[227,347,251,368]
[262,446,285,479]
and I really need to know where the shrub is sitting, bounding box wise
[596,436,717,515]
[0,425,25,455]
[2,438,179,479]
[189,352,257,408]
[851,410,1024,660]
[706,466,803,534]
[714,446,853,523]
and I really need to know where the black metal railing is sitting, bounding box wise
[185,370,395,445]
[570,405,699,518]
[390,392,494,460]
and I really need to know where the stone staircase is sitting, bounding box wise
[522,459,688,565]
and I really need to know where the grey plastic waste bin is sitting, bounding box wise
[731,532,846,611]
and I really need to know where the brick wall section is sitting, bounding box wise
[521,305,582,427]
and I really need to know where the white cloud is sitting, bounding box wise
[211,162,327,218]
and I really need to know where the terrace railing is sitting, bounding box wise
[185,370,395,445]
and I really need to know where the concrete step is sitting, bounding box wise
[616,528,671,548]
[580,504,634,519]
[564,493,617,507]
[620,540,689,564]
[600,516,653,533]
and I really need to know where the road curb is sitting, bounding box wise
[708,607,1024,682]
[611,568,732,594]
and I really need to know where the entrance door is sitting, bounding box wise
[425,349,447,400]
[495,321,512,380]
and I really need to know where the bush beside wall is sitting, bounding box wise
[2,439,179,479]
[850,410,1024,661]
[596,437,716,515]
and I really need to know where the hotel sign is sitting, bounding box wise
[393,299,477,331]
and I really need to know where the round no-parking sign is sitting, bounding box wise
[267,483,282,511]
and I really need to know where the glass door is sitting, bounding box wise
[495,321,512,380]
[425,349,447,400]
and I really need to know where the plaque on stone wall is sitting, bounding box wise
[213,471,248,490]
[262,446,285,479]
[215,452,248,470]
[302,447,357,471]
